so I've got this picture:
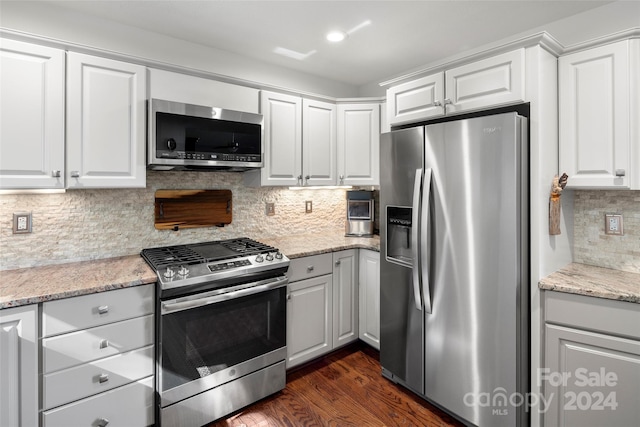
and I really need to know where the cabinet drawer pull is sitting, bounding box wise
[97,305,109,314]
[70,171,80,178]
[615,169,626,177]
[307,265,314,272]
[98,373,109,384]
[51,170,61,178]
[99,339,109,349]
[97,417,110,427]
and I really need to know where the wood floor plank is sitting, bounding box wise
[209,343,464,427]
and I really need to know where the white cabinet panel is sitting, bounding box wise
[386,73,445,125]
[286,274,332,368]
[42,284,154,337]
[559,40,634,189]
[358,249,380,350]
[43,345,154,409]
[42,314,154,373]
[0,39,65,189]
[148,68,259,113]
[445,49,525,114]
[303,99,337,186]
[332,250,358,348]
[337,103,380,186]
[0,305,38,427]
[42,377,154,427]
[249,90,302,186]
[66,52,146,188]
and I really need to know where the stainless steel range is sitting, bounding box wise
[141,237,289,427]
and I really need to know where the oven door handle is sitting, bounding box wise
[161,276,289,314]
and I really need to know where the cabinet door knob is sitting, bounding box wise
[97,417,110,427]
[443,98,453,105]
[99,339,109,349]
[339,175,344,184]
[51,170,61,178]
[433,100,442,107]
[70,171,80,178]
[335,260,341,266]
[97,305,109,315]
[287,294,291,300]
[307,265,314,272]
[615,169,626,177]
[98,373,109,383]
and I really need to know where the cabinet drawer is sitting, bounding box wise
[42,376,154,427]
[42,284,154,337]
[43,314,154,373]
[287,253,333,282]
[43,345,154,409]
[544,291,640,340]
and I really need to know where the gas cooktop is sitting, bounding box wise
[141,237,289,291]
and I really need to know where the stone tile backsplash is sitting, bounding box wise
[0,171,365,269]
[573,190,640,273]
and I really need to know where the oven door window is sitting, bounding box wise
[160,286,286,393]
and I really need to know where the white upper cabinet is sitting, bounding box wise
[66,52,147,188]
[386,49,525,126]
[560,40,638,189]
[148,68,259,113]
[337,103,380,186]
[0,39,65,189]
[303,99,337,186]
[445,49,525,114]
[246,90,302,186]
[386,73,444,125]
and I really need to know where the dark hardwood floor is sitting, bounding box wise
[209,343,464,427]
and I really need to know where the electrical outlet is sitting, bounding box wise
[604,214,623,235]
[305,200,313,213]
[13,212,32,234]
[266,202,275,216]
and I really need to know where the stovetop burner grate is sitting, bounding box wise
[141,237,277,271]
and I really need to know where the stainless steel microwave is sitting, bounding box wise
[148,99,263,171]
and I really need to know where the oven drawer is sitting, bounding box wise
[287,253,332,282]
[43,314,154,373]
[42,376,154,427]
[42,284,154,337]
[43,345,154,409]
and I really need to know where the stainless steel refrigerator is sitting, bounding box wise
[380,112,529,427]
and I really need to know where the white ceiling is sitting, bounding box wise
[44,0,612,87]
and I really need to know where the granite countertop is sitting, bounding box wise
[539,263,640,304]
[0,233,380,309]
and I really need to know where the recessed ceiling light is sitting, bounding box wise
[326,31,347,42]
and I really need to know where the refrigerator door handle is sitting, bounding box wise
[411,168,423,311]
[421,168,433,314]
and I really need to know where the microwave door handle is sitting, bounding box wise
[161,276,288,314]
[411,168,423,311]
[421,168,433,314]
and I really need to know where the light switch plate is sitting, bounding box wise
[604,214,623,235]
[13,212,32,234]
[305,200,313,213]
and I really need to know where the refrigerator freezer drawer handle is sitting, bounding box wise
[422,168,433,314]
[411,168,423,311]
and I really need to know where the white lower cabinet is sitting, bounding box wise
[41,284,155,427]
[358,249,380,350]
[0,305,38,427]
[543,291,640,427]
[332,250,359,348]
[286,249,379,368]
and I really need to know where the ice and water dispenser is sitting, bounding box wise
[345,190,375,237]
[386,206,413,266]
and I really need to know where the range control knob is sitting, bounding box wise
[167,138,177,151]
[266,253,274,262]
[177,266,189,277]
[163,267,175,279]
[275,252,283,260]
[255,254,264,263]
